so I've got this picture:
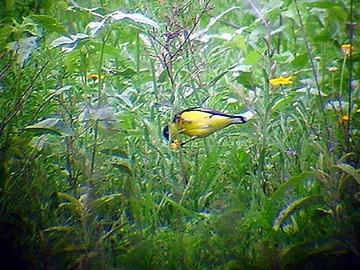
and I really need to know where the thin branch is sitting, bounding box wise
[69,0,105,19]
[0,60,50,135]
[170,0,211,61]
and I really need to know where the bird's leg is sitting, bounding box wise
[180,136,197,146]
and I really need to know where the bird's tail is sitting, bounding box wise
[230,110,255,124]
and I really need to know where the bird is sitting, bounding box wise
[163,107,254,148]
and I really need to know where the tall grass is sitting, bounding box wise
[0,0,359,269]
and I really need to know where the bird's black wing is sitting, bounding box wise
[179,107,239,118]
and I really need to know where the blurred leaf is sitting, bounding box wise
[110,11,159,28]
[308,1,341,9]
[269,172,318,207]
[191,6,241,41]
[334,163,360,185]
[0,25,13,45]
[118,67,137,78]
[29,15,67,33]
[50,33,89,52]
[291,53,308,69]
[50,36,74,47]
[8,36,38,66]
[79,106,115,121]
[112,162,132,176]
[28,136,48,150]
[93,193,122,209]
[273,195,323,231]
[43,226,76,234]
[90,41,124,61]
[270,24,288,35]
[294,87,327,96]
[101,148,128,159]
[244,51,261,65]
[272,96,294,111]
[235,71,253,88]
[57,192,85,218]
[165,197,202,218]
[157,69,168,83]
[25,118,74,136]
[281,239,358,268]
[115,92,134,108]
[273,51,294,64]
[87,20,106,37]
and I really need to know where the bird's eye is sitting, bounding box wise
[174,115,181,122]
[162,126,169,140]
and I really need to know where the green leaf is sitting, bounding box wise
[101,148,128,159]
[0,25,14,48]
[270,24,288,36]
[291,53,308,69]
[25,118,74,136]
[50,36,75,48]
[334,163,360,185]
[90,42,124,61]
[93,193,122,209]
[58,192,82,208]
[209,69,230,87]
[165,197,202,218]
[8,36,38,66]
[269,172,318,207]
[87,20,106,37]
[272,96,294,111]
[273,195,323,231]
[308,1,341,9]
[50,33,89,52]
[273,51,294,64]
[43,226,76,234]
[243,51,262,65]
[110,11,159,28]
[57,192,84,218]
[281,239,359,268]
[235,71,254,88]
[112,162,132,176]
[29,15,67,34]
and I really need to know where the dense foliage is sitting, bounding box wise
[1,0,359,269]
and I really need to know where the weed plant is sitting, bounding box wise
[0,1,359,269]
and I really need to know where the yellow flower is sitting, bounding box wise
[341,44,353,56]
[170,139,181,150]
[87,74,104,80]
[341,114,350,122]
[327,66,338,72]
[356,108,360,113]
[269,76,293,86]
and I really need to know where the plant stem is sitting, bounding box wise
[293,0,330,142]
[346,0,354,150]
[90,31,110,176]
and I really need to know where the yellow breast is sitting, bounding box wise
[177,111,232,137]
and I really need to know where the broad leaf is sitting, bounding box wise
[29,15,67,33]
[8,36,38,66]
[273,195,323,231]
[25,118,73,136]
[110,11,159,28]
[112,162,132,176]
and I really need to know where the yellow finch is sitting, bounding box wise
[163,108,254,146]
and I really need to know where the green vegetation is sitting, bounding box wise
[1,0,359,269]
